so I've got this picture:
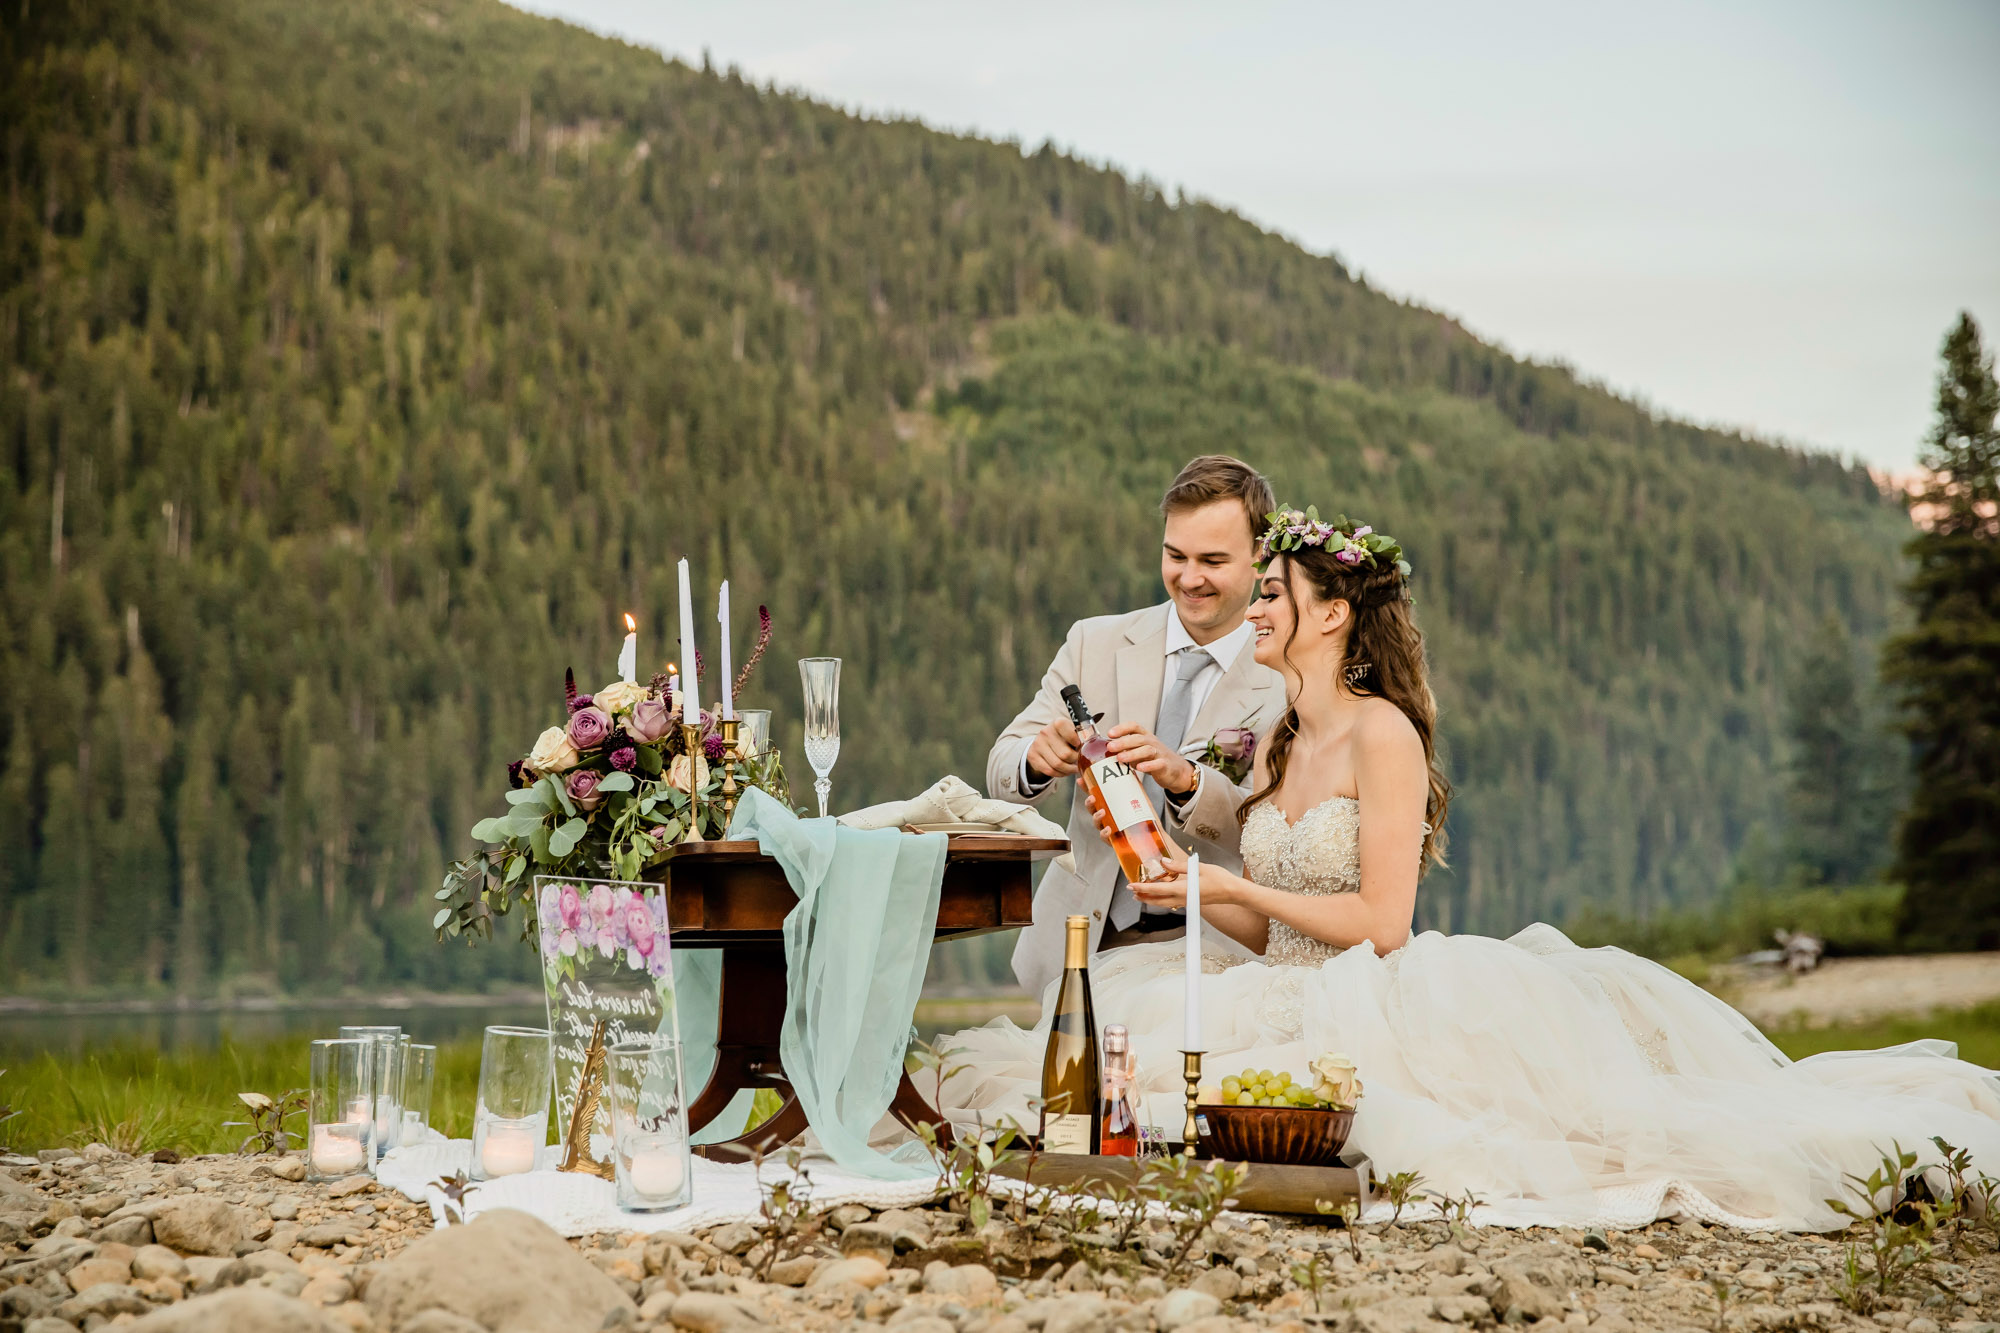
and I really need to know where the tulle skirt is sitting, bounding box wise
[934,925,2000,1229]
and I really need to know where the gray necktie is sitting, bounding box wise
[1108,646,1214,931]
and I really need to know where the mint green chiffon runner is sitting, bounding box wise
[672,787,946,1180]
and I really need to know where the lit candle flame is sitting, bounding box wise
[624,613,636,632]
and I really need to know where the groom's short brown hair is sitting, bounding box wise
[1160,456,1275,551]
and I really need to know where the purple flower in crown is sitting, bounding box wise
[608,744,638,773]
[1352,525,1372,538]
[558,883,583,930]
[1334,547,1363,565]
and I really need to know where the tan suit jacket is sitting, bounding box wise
[986,603,1287,998]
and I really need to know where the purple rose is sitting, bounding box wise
[1213,727,1257,766]
[625,695,674,744]
[558,884,582,929]
[567,706,613,751]
[608,745,637,772]
[565,768,606,812]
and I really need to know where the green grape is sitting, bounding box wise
[1235,1090,1257,1106]
[1257,1069,1276,1085]
[1275,1071,1294,1088]
[1220,1077,1242,1098]
[1240,1068,1258,1084]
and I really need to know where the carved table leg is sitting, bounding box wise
[686,944,808,1161]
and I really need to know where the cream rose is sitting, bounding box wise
[594,680,647,716]
[1309,1052,1363,1109]
[527,726,581,776]
[668,752,709,794]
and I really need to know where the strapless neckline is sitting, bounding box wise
[1260,794,1359,829]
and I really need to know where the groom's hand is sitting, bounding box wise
[1025,717,1083,782]
[1106,724,1199,797]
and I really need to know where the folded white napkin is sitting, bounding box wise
[838,775,1066,839]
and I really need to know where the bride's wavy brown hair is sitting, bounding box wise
[1239,549,1452,871]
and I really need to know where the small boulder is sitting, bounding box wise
[80,1193,128,1219]
[124,1284,346,1332]
[65,1254,134,1292]
[765,1254,820,1286]
[131,1244,189,1281]
[56,1282,153,1322]
[92,1213,154,1246]
[151,1196,247,1256]
[1156,1288,1223,1329]
[923,1260,999,1302]
[364,1208,635,1333]
[668,1290,765,1331]
[261,1156,308,1183]
[811,1256,889,1290]
[1189,1266,1241,1301]
[705,1221,758,1255]
[837,1221,897,1265]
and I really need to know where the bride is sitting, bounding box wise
[937,508,2000,1230]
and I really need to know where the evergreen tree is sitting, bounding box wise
[1783,617,1886,885]
[1883,313,2000,948]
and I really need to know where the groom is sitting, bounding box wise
[988,456,1287,998]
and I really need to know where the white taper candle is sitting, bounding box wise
[1185,852,1202,1050]
[717,580,733,720]
[676,560,698,727]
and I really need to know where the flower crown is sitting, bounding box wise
[1258,506,1412,578]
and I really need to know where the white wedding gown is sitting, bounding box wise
[936,797,2000,1230]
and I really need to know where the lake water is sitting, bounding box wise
[0,999,551,1056]
[0,993,1038,1056]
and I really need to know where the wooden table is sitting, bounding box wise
[651,833,1066,1161]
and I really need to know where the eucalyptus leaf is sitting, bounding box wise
[548,817,587,859]
[504,855,526,885]
[432,907,452,928]
[597,771,635,793]
[637,746,663,775]
[530,823,553,865]
[504,787,543,806]
[469,816,505,843]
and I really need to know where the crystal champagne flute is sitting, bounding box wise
[798,657,841,818]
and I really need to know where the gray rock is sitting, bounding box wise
[1036,1293,1112,1333]
[924,1260,999,1301]
[79,1193,127,1219]
[92,1213,154,1246]
[150,1196,247,1256]
[299,1221,364,1248]
[826,1203,871,1231]
[706,1220,758,1255]
[364,1208,636,1333]
[0,1285,53,1321]
[765,1253,820,1286]
[1491,1263,1565,1322]
[668,1290,766,1330]
[267,1196,300,1221]
[839,1221,898,1265]
[124,1284,346,1332]
[1349,1295,1449,1333]
[56,1281,153,1321]
[1157,1287,1223,1329]
[260,1156,307,1183]
[1189,1266,1241,1301]
[401,1311,490,1333]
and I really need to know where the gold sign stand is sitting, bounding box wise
[558,1018,615,1180]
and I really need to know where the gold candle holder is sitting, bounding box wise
[679,721,705,842]
[718,717,742,828]
[1181,1050,1203,1157]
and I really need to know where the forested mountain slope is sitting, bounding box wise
[0,0,1908,992]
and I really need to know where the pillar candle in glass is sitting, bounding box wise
[307,1038,374,1183]
[339,1025,404,1165]
[470,1025,552,1181]
[401,1043,438,1140]
[606,1036,692,1212]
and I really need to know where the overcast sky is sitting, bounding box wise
[514,0,1998,472]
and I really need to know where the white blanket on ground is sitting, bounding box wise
[374,1140,941,1237]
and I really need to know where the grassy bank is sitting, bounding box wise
[4,1000,1996,1158]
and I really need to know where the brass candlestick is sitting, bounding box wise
[718,717,742,827]
[678,721,705,842]
[1181,1050,1203,1157]
[558,1018,615,1181]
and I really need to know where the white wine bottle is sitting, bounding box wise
[1039,914,1101,1155]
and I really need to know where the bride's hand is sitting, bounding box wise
[1129,842,1192,910]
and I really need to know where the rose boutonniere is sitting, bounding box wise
[1200,724,1258,784]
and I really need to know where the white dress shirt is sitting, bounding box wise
[1020,610,1256,796]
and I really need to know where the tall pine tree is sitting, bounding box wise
[1883,313,2000,948]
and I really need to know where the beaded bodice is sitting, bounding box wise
[1241,797,1361,967]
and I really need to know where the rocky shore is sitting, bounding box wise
[3,1145,1996,1333]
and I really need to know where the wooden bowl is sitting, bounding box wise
[1199,1103,1355,1167]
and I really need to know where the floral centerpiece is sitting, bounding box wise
[435,609,786,943]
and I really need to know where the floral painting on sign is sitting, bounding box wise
[535,876,683,1171]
